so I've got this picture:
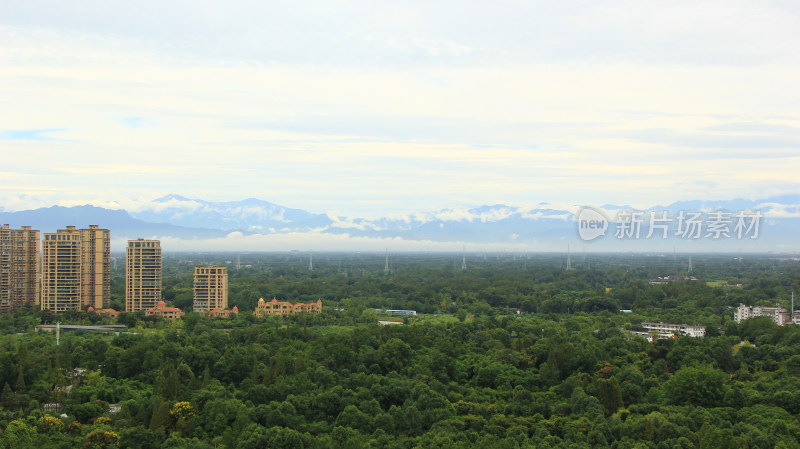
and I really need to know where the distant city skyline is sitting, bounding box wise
[2,1,799,218]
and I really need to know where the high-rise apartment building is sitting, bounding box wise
[125,239,162,312]
[80,225,111,309]
[41,226,81,312]
[193,266,227,312]
[0,225,40,313]
[41,225,110,312]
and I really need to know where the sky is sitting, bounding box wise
[2,0,800,218]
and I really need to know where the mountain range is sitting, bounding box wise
[1,194,799,252]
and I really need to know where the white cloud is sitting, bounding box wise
[425,206,517,223]
[520,210,572,221]
[1,2,799,216]
[756,202,800,218]
[325,213,380,231]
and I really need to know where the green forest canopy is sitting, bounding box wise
[2,253,800,448]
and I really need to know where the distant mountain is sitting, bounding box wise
[129,194,329,231]
[2,194,799,251]
[0,205,228,240]
[653,195,800,214]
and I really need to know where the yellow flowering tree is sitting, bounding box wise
[170,401,196,422]
[82,429,120,448]
[94,417,112,426]
[37,415,65,433]
[170,401,196,432]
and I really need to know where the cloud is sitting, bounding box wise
[624,128,800,152]
[520,210,572,221]
[325,213,382,231]
[4,1,799,67]
[55,165,178,175]
[119,117,155,128]
[429,206,517,223]
[756,202,800,218]
[1,2,800,215]
[0,129,75,142]
[703,122,800,136]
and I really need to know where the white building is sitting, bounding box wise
[640,322,706,338]
[384,309,417,316]
[734,304,791,326]
[630,330,671,342]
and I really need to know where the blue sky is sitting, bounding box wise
[2,0,799,218]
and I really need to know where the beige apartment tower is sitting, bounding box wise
[0,225,40,313]
[41,225,110,312]
[80,225,111,309]
[193,266,228,312]
[125,239,162,312]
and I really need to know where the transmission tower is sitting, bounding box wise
[566,245,572,270]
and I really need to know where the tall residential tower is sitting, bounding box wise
[0,225,40,312]
[125,239,162,312]
[41,225,110,312]
[80,225,111,309]
[193,266,228,312]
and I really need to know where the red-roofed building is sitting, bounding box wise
[254,298,322,317]
[206,306,239,318]
[86,306,120,318]
[145,301,184,320]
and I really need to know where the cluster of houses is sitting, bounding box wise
[85,301,189,320]
[88,298,321,321]
[254,298,322,317]
[627,300,800,342]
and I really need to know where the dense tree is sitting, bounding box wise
[2,254,800,447]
